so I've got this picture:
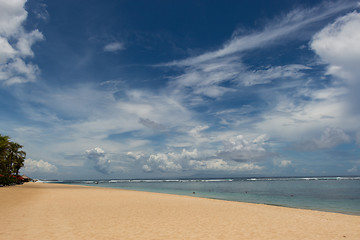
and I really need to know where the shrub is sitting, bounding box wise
[0,174,23,186]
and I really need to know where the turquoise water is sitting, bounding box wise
[53,177,360,215]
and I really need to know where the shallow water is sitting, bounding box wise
[52,176,360,215]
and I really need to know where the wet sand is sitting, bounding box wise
[1,182,359,240]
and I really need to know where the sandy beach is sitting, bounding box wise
[1,182,359,240]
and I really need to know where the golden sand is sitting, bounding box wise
[1,182,359,240]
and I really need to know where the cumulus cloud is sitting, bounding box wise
[16,29,44,57]
[142,164,152,172]
[146,153,182,172]
[274,159,292,167]
[0,0,27,36]
[311,11,360,113]
[0,58,40,85]
[143,149,198,172]
[23,159,58,173]
[127,151,145,160]
[85,147,111,174]
[311,11,360,82]
[0,0,44,85]
[216,134,270,162]
[0,37,16,62]
[189,159,263,171]
[141,134,270,173]
[104,42,125,52]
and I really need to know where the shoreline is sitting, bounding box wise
[53,179,360,216]
[90,185,360,216]
[4,181,360,216]
[1,182,360,239]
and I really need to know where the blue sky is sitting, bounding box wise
[1,0,360,180]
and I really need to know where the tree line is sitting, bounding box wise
[0,134,27,186]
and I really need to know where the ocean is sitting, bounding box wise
[50,176,360,215]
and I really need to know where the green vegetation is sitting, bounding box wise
[0,134,27,186]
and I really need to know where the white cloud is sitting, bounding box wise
[142,146,265,173]
[127,151,145,160]
[0,0,27,37]
[32,1,49,21]
[138,118,167,132]
[256,84,359,141]
[16,29,44,57]
[143,149,198,172]
[1,58,40,85]
[170,62,309,100]
[163,2,355,101]
[216,134,270,162]
[295,127,350,151]
[0,0,44,85]
[311,11,360,82]
[254,10,360,146]
[0,37,16,63]
[104,42,125,52]
[189,125,209,138]
[311,11,360,114]
[275,159,292,167]
[240,64,311,86]
[189,159,263,171]
[169,57,240,98]
[165,1,356,67]
[23,159,58,173]
[139,133,272,173]
[85,147,111,174]
[316,127,350,148]
[142,164,152,172]
[146,153,183,172]
[12,83,201,173]
[7,1,360,178]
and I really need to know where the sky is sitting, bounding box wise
[1,0,360,180]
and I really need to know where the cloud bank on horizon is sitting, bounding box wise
[0,0,359,179]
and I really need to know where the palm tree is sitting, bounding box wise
[13,146,26,176]
[0,134,26,185]
[6,142,26,176]
[0,134,26,176]
[0,134,10,175]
